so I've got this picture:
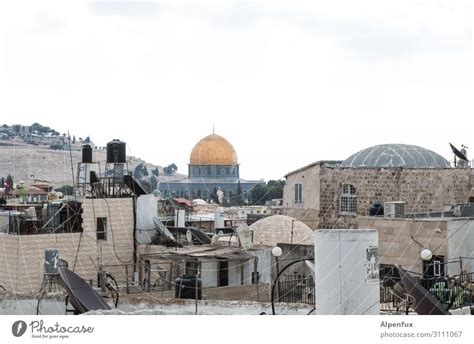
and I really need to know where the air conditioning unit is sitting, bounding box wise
[384,202,406,218]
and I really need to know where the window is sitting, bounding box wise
[433,261,441,277]
[252,272,260,284]
[96,217,107,240]
[294,183,303,204]
[185,260,200,275]
[340,184,357,214]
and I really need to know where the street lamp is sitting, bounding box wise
[420,249,433,261]
[272,246,282,258]
[272,246,282,302]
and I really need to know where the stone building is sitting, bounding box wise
[359,215,474,278]
[283,144,473,229]
[0,198,134,293]
[250,215,313,247]
[159,132,262,203]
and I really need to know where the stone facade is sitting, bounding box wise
[283,161,472,229]
[0,198,134,293]
[359,216,474,276]
[359,217,447,275]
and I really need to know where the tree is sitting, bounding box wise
[134,163,150,179]
[84,136,91,143]
[150,175,158,191]
[249,180,284,205]
[152,167,160,176]
[250,183,266,205]
[55,185,74,195]
[210,187,219,203]
[266,179,285,200]
[30,122,59,135]
[5,175,13,192]
[163,163,178,176]
[235,180,244,206]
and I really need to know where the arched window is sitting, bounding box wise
[340,184,357,214]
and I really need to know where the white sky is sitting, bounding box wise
[0,0,472,180]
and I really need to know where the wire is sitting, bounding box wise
[270,257,314,315]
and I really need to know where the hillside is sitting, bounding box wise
[0,140,185,188]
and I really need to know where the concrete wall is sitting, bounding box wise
[447,218,474,275]
[0,198,134,293]
[201,261,218,288]
[284,165,471,229]
[252,249,272,285]
[359,217,448,274]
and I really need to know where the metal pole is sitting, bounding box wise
[125,264,130,294]
[195,272,200,315]
[276,257,280,302]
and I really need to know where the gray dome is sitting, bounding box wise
[341,144,450,168]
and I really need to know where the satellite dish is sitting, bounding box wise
[186,230,193,243]
[449,143,468,161]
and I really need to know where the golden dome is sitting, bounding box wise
[190,134,238,165]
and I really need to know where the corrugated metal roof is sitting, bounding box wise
[146,245,255,260]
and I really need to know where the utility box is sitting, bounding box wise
[315,229,380,315]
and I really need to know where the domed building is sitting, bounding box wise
[282,143,472,229]
[340,144,450,169]
[250,215,314,246]
[159,133,262,202]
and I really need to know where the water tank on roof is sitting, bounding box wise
[106,139,126,164]
[82,144,93,163]
[175,275,202,300]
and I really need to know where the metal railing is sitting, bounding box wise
[380,272,474,314]
[277,274,315,305]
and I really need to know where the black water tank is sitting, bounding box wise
[82,144,93,163]
[175,275,202,300]
[106,139,126,163]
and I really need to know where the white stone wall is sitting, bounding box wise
[447,218,474,275]
[201,261,218,288]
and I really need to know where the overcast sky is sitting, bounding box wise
[0,0,472,180]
